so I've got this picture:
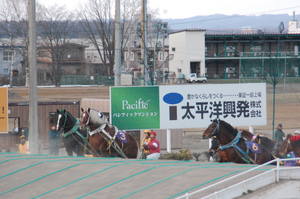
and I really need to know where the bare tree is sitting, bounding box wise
[0,0,44,86]
[78,0,140,76]
[146,17,169,85]
[39,5,73,86]
[0,0,29,85]
[0,0,28,43]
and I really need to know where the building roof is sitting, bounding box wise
[169,29,206,35]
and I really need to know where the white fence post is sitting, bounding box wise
[214,191,218,199]
[276,158,280,182]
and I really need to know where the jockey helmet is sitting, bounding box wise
[150,131,157,136]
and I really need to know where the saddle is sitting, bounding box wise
[245,141,262,154]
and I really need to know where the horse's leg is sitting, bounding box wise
[65,146,73,156]
[122,135,139,159]
[89,135,105,157]
[63,138,73,156]
[73,137,84,157]
[216,151,223,162]
[88,134,105,157]
[218,150,228,162]
[99,142,109,157]
[229,149,244,163]
[76,144,85,157]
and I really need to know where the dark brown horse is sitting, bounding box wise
[55,109,87,156]
[80,108,139,158]
[278,134,300,158]
[203,119,275,164]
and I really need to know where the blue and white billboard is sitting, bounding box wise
[159,83,266,128]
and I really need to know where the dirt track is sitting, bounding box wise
[8,85,109,102]
[0,153,274,199]
[8,83,300,135]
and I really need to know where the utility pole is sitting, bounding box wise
[141,0,149,85]
[152,22,161,85]
[114,0,121,86]
[28,0,39,153]
[162,23,167,84]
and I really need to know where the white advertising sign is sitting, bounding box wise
[159,83,266,129]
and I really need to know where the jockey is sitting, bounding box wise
[274,123,285,150]
[141,130,151,158]
[143,131,160,160]
[18,135,29,154]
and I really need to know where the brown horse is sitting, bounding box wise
[80,108,139,158]
[278,134,300,158]
[203,119,275,164]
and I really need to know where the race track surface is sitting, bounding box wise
[0,153,274,199]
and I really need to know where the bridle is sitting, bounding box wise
[82,111,90,126]
[211,119,220,137]
[57,111,68,131]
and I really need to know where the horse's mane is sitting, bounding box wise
[219,120,238,135]
[220,120,274,149]
[258,135,275,149]
[66,111,77,123]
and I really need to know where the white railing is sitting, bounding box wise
[175,158,300,199]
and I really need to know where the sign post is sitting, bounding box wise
[0,87,8,132]
[166,129,171,153]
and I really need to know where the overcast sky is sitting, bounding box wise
[38,0,300,19]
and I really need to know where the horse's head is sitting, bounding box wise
[203,119,220,139]
[81,108,91,127]
[55,109,67,131]
[208,137,220,154]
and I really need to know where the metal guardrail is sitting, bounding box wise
[60,75,114,86]
[206,51,300,58]
[175,158,300,199]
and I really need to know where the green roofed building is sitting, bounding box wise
[205,33,300,80]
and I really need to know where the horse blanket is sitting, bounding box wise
[290,135,300,142]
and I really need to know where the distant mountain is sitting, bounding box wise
[163,14,300,33]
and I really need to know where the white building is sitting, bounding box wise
[0,44,23,77]
[288,20,300,34]
[168,29,206,77]
[288,12,300,34]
